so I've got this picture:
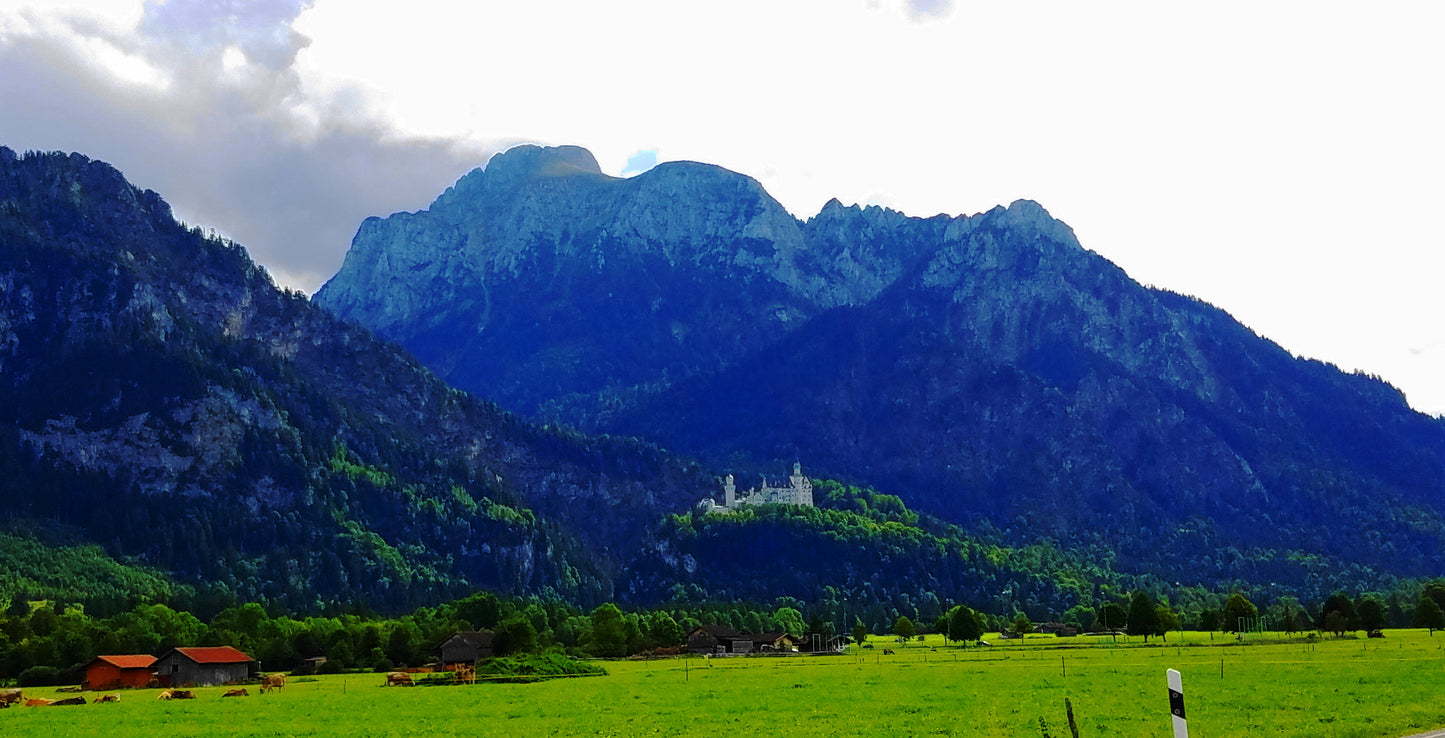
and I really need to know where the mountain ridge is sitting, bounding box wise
[317,144,1445,595]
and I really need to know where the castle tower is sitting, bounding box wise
[788,462,813,506]
[723,474,736,508]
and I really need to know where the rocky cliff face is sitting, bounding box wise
[316,145,940,416]
[318,144,1445,594]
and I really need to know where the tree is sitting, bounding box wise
[771,607,806,638]
[1323,611,1349,638]
[947,606,984,645]
[1097,602,1127,632]
[646,612,685,647]
[893,615,916,641]
[1199,608,1221,633]
[805,615,834,639]
[1156,604,1180,642]
[1222,593,1258,632]
[1265,596,1306,636]
[1356,597,1386,633]
[1010,614,1033,641]
[1320,592,1355,632]
[1414,595,1444,635]
[1126,592,1160,642]
[493,616,538,656]
[588,603,629,657]
[851,620,869,647]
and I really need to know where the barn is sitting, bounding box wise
[686,625,800,654]
[438,631,494,665]
[83,654,156,690]
[154,646,256,687]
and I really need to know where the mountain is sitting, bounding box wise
[0,146,716,613]
[318,144,1445,596]
[314,145,943,419]
[0,146,1097,622]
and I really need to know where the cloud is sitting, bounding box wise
[0,1,500,293]
[903,0,954,22]
[620,149,658,177]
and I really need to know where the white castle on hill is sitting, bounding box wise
[697,463,814,513]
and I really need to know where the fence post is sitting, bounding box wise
[1167,668,1188,738]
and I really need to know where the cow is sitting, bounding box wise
[95,694,120,703]
[0,688,21,706]
[156,689,195,700]
[49,696,86,706]
[385,671,414,687]
[883,649,895,655]
[25,698,53,707]
[259,673,285,693]
[223,688,249,697]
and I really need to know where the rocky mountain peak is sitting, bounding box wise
[433,144,608,210]
[486,143,602,179]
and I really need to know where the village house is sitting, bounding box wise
[685,625,799,655]
[83,654,156,690]
[154,646,255,687]
[438,630,495,666]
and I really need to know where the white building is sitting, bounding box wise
[698,463,814,513]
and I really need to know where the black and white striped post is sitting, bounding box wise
[1167,668,1188,737]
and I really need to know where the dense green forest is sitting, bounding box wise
[6,579,1443,687]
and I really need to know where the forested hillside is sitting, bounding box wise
[0,147,712,613]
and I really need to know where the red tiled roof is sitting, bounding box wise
[173,646,252,664]
[91,654,156,669]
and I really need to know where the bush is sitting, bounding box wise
[18,665,62,686]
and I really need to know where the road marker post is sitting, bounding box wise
[1167,668,1188,738]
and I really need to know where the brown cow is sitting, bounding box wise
[0,688,21,706]
[259,673,285,693]
[95,694,120,703]
[223,688,249,697]
[25,698,53,707]
[156,689,195,700]
[49,696,86,706]
[385,671,414,687]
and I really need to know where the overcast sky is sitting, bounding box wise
[2,1,1443,415]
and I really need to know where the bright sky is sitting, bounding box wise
[1,1,1443,415]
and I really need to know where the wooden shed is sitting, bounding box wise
[154,646,255,687]
[438,631,494,665]
[83,654,156,690]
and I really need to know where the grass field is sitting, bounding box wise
[5,630,1445,736]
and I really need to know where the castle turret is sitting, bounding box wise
[788,462,813,506]
[723,474,736,508]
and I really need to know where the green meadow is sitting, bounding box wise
[6,630,1445,737]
